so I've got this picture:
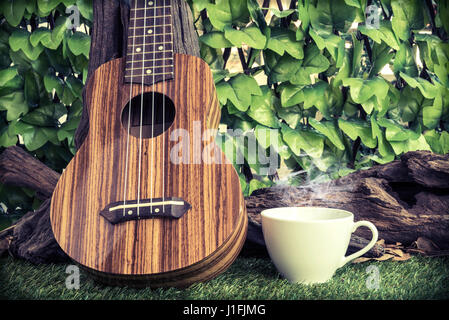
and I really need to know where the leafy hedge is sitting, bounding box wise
[1,0,448,213]
[188,0,449,195]
[0,0,92,213]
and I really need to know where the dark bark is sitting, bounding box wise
[0,146,60,200]
[8,199,68,263]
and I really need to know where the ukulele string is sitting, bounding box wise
[123,0,139,218]
[161,2,169,212]
[137,0,149,218]
[149,0,157,214]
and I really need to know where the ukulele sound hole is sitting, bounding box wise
[121,92,175,138]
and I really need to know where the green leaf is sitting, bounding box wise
[309,0,357,33]
[76,0,93,21]
[24,70,41,107]
[216,74,262,112]
[264,50,302,84]
[67,31,90,58]
[37,0,61,15]
[424,129,443,154]
[351,33,363,77]
[65,75,83,99]
[267,27,304,60]
[391,0,424,41]
[281,123,325,159]
[376,118,420,142]
[0,121,18,147]
[437,0,449,35]
[279,80,337,119]
[43,73,64,97]
[398,86,423,122]
[420,95,443,130]
[309,29,345,68]
[199,32,233,48]
[61,85,76,105]
[223,25,267,49]
[17,122,48,151]
[0,0,27,27]
[267,8,296,18]
[358,20,400,50]
[206,0,232,31]
[22,103,67,127]
[31,17,69,50]
[369,42,394,77]
[440,131,449,154]
[389,134,431,155]
[399,72,439,99]
[275,104,302,129]
[309,119,345,151]
[279,83,304,107]
[371,117,395,158]
[342,77,389,105]
[338,119,377,148]
[216,81,238,106]
[0,91,29,121]
[9,29,44,60]
[228,74,262,111]
[254,125,291,159]
[247,0,267,30]
[0,67,20,87]
[247,86,280,128]
[206,0,249,30]
[290,44,330,85]
[30,28,52,47]
[393,42,418,77]
[21,103,66,127]
[248,179,271,196]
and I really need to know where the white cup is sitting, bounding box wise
[261,207,378,284]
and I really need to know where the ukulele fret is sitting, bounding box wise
[125,72,174,78]
[126,0,174,85]
[129,34,172,40]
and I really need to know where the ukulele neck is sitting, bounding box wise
[125,0,174,86]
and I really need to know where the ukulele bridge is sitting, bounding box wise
[100,197,191,225]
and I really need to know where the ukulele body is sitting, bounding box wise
[50,54,247,287]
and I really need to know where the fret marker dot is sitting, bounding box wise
[158,45,164,50]
[155,208,160,213]
[128,210,133,215]
[148,1,154,5]
[146,69,152,74]
[136,47,142,52]
[148,29,153,34]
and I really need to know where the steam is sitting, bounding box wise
[271,164,355,208]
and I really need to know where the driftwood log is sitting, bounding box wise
[246,151,449,252]
[1,1,449,264]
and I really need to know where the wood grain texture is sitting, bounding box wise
[50,54,247,286]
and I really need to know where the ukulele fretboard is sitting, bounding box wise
[125,0,174,85]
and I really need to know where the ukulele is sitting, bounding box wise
[50,0,247,287]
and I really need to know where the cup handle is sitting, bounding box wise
[338,221,378,268]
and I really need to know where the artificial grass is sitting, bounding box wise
[1,255,448,300]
